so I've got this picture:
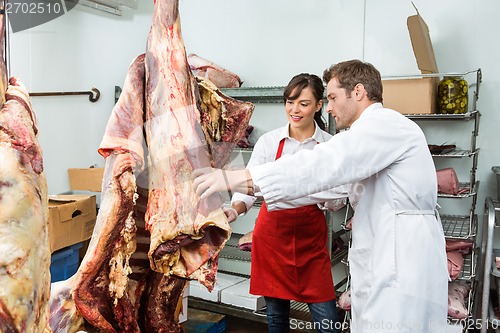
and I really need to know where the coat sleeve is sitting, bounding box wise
[249,111,417,210]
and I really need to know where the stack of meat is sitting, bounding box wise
[446,240,474,320]
[50,0,254,332]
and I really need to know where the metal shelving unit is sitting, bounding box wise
[478,197,500,333]
[424,69,481,333]
[426,70,481,333]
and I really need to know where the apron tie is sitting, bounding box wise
[395,208,440,221]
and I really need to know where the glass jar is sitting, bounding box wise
[437,75,468,114]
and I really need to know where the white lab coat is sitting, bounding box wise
[250,103,448,333]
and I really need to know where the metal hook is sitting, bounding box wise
[29,87,101,103]
[89,87,100,102]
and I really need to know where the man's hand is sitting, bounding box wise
[192,168,252,200]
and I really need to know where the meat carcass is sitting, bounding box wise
[144,0,253,290]
[0,7,8,106]
[188,53,243,88]
[59,0,253,330]
[70,54,145,333]
[0,77,51,332]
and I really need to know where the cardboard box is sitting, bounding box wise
[68,168,104,192]
[382,77,437,114]
[48,194,97,252]
[382,7,439,114]
[220,278,265,311]
[189,273,246,303]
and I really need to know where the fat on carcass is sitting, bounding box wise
[188,53,243,88]
[0,77,51,332]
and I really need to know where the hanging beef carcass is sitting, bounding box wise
[61,0,253,330]
[69,54,147,333]
[51,54,185,333]
[144,0,253,288]
[0,77,51,332]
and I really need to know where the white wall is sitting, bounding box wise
[8,0,500,221]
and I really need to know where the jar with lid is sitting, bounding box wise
[437,75,468,114]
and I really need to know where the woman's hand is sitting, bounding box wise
[222,206,239,223]
[192,168,252,200]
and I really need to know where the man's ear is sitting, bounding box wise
[353,83,366,101]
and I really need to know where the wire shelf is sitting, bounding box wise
[432,149,479,158]
[458,251,477,281]
[441,214,476,240]
[406,110,480,120]
[438,182,478,199]
[219,233,252,262]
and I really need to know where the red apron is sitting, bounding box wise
[249,139,336,303]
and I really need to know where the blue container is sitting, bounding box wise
[50,242,83,282]
[185,308,227,333]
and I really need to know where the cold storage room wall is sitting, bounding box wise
[8,1,156,194]
[362,0,500,224]
[7,0,500,223]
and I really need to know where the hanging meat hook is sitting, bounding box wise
[29,87,101,102]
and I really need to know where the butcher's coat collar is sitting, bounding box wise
[360,102,383,117]
[278,121,324,143]
[351,102,383,127]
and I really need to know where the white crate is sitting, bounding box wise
[189,273,246,303]
[220,278,265,311]
[178,296,188,324]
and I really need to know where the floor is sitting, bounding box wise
[186,304,348,332]
[223,314,318,333]
[225,315,268,332]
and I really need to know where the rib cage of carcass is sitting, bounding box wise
[49,0,255,331]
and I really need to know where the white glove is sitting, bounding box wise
[193,168,251,199]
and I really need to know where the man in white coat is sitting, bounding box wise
[194,59,449,333]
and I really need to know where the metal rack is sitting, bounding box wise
[425,70,481,333]
[478,197,500,333]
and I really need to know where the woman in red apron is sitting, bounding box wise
[230,74,342,333]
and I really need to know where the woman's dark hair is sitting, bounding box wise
[323,59,383,103]
[283,73,327,131]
